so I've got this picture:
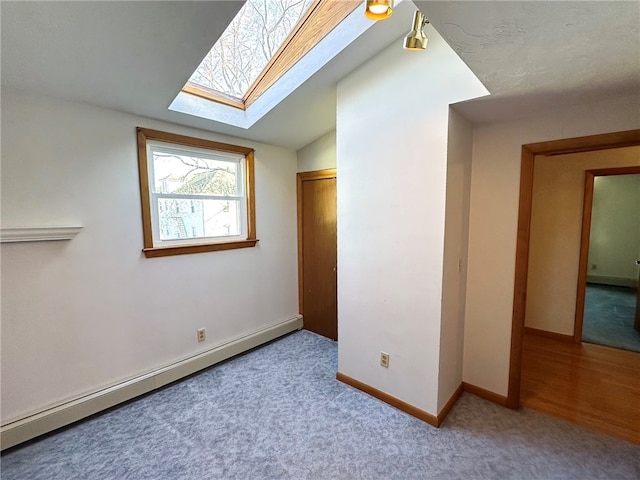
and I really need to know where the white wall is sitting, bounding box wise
[0,90,299,423]
[589,173,640,284]
[464,94,640,396]
[336,25,487,415]
[297,130,336,173]
[526,147,640,335]
[438,108,473,410]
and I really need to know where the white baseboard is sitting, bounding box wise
[1,315,303,450]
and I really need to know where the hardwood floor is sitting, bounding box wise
[521,333,640,444]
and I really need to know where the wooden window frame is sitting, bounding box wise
[183,0,360,110]
[136,127,258,258]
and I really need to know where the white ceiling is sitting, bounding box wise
[2,1,639,151]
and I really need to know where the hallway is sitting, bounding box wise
[521,333,640,444]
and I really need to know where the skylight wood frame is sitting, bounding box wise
[182,0,360,110]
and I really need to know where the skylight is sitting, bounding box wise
[185,0,316,106]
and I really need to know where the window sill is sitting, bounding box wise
[142,239,258,258]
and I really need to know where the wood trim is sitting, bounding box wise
[182,1,359,109]
[246,152,257,241]
[585,166,640,177]
[297,169,337,314]
[509,129,640,409]
[182,83,246,110]
[462,382,509,407]
[526,129,640,156]
[244,0,360,107]
[136,128,254,156]
[508,145,535,409]
[336,372,439,427]
[136,127,258,257]
[436,384,464,425]
[143,240,259,258]
[137,128,155,249]
[574,171,595,343]
[524,326,574,343]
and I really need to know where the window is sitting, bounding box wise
[136,128,257,258]
[182,0,360,110]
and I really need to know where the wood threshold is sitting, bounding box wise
[508,129,640,409]
[524,327,574,343]
[462,382,509,407]
[336,372,464,428]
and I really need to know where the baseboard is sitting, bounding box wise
[337,372,447,427]
[524,326,574,343]
[437,383,464,425]
[462,382,509,407]
[587,275,637,288]
[1,315,303,450]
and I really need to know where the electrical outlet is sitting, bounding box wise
[380,352,389,368]
[197,328,206,342]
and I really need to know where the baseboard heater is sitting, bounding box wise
[1,315,303,450]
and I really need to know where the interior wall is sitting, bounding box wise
[438,107,473,411]
[297,130,336,173]
[588,173,640,285]
[464,94,640,396]
[526,147,640,335]
[336,24,487,414]
[0,89,299,424]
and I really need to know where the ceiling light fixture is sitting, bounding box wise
[403,10,429,50]
[364,0,394,20]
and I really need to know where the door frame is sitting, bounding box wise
[574,165,640,343]
[508,129,640,409]
[296,168,337,314]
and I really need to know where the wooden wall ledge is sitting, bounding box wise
[0,226,83,243]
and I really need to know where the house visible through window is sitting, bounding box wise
[136,128,257,258]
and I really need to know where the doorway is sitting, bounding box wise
[297,169,337,340]
[575,169,640,352]
[508,129,640,408]
[510,130,640,443]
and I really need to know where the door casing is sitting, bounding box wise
[508,129,640,409]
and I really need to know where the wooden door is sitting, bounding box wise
[297,169,337,340]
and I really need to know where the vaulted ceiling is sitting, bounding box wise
[2,1,638,150]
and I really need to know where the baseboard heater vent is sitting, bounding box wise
[1,315,303,450]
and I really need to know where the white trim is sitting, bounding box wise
[0,226,83,243]
[1,315,304,450]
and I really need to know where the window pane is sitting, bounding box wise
[187,0,315,99]
[157,198,241,241]
[152,150,239,196]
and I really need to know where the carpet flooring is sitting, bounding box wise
[2,330,639,479]
[583,284,640,353]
